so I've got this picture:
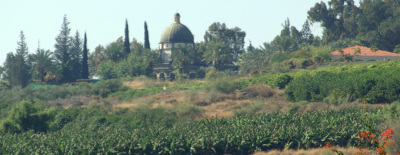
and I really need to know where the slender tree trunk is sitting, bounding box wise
[40,68,44,82]
[182,60,185,74]
[217,60,221,71]
[149,61,153,74]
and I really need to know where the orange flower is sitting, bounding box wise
[324,142,333,150]
[381,128,394,138]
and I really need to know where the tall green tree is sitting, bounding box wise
[270,19,299,54]
[204,22,246,63]
[357,0,400,51]
[124,19,131,54]
[308,0,359,43]
[88,45,105,77]
[104,37,124,62]
[143,21,154,74]
[3,31,31,87]
[301,20,314,44]
[82,32,89,79]
[203,40,232,71]
[70,31,82,80]
[130,38,144,56]
[144,21,150,49]
[54,15,72,82]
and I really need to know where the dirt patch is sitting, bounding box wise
[202,99,251,118]
[114,90,187,109]
[48,95,100,108]
[124,80,146,89]
[123,79,174,90]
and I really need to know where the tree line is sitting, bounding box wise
[240,0,400,75]
[2,0,398,87]
[308,0,400,51]
[1,16,90,87]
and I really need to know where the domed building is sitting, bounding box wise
[159,13,194,63]
[154,13,197,80]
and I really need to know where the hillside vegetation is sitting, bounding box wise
[2,1,400,153]
[1,60,400,154]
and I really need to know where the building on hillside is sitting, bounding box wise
[153,13,199,80]
[153,13,240,80]
[331,45,400,61]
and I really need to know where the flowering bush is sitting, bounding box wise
[356,128,394,155]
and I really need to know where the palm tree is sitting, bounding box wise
[239,43,274,75]
[32,48,54,82]
[171,45,194,74]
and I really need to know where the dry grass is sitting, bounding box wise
[47,95,100,108]
[123,80,146,89]
[113,82,387,119]
[240,84,275,98]
[113,90,187,109]
[253,147,364,155]
[123,76,173,89]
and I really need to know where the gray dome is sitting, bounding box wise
[160,23,194,43]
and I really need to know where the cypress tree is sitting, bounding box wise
[144,21,153,74]
[124,19,131,54]
[144,21,150,49]
[82,32,89,79]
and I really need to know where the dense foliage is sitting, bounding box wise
[0,108,385,154]
[285,60,400,103]
[308,0,400,51]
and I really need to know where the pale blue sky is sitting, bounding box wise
[0,0,333,65]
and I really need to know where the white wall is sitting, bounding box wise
[163,43,172,49]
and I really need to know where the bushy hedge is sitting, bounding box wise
[0,100,181,134]
[285,61,400,103]
[0,79,123,105]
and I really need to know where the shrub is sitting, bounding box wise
[97,60,117,80]
[174,103,204,118]
[270,53,288,63]
[272,74,292,89]
[202,88,220,103]
[205,67,224,81]
[232,101,264,116]
[0,100,55,133]
[0,81,11,91]
[240,84,274,98]
[174,73,189,84]
[48,108,75,131]
[270,63,290,73]
[196,67,207,78]
[213,78,241,94]
[92,79,122,97]
[288,104,300,114]
[311,46,332,63]
[87,100,112,112]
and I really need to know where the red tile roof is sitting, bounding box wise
[331,45,400,57]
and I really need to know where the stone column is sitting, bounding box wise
[156,73,161,81]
